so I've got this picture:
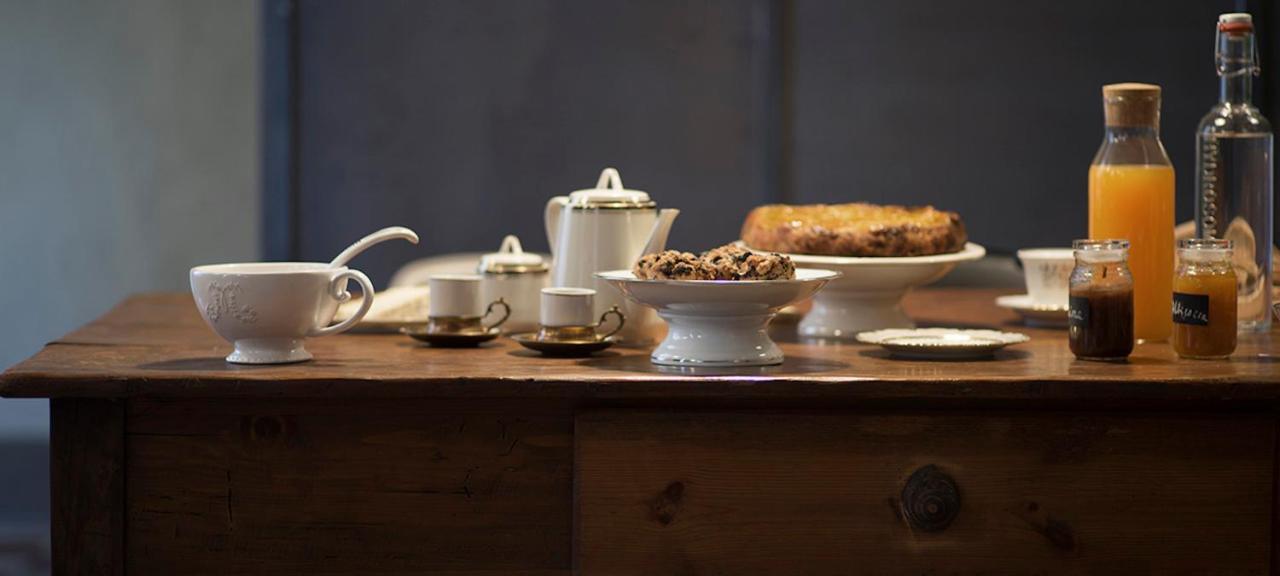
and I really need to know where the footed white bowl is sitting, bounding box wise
[761,242,986,339]
[596,268,839,366]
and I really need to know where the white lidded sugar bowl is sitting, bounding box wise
[478,235,549,333]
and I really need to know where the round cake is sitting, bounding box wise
[740,203,967,257]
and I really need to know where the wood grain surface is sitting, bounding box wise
[51,398,125,576]
[2,289,1277,402]
[576,411,1275,574]
[126,398,572,575]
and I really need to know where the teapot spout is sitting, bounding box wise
[640,209,680,257]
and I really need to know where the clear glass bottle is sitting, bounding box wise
[1089,84,1175,342]
[1173,239,1237,359]
[1195,12,1274,332]
[1069,239,1135,361]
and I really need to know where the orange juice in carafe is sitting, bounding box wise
[1089,165,1175,341]
[1088,84,1175,342]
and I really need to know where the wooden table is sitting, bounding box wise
[4,288,1279,575]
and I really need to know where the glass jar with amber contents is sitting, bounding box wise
[1173,238,1237,359]
[1069,239,1135,361]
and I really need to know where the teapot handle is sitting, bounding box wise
[545,196,569,256]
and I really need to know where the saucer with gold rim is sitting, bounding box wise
[402,326,501,347]
[510,332,615,357]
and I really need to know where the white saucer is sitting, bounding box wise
[995,294,1068,328]
[743,242,986,339]
[596,268,839,366]
[856,328,1029,360]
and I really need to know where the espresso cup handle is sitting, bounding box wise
[596,306,625,340]
[310,269,375,337]
[483,298,511,330]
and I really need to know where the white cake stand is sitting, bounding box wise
[597,268,839,366]
[774,243,986,339]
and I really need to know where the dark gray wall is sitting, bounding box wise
[284,0,1271,285]
[295,0,778,285]
[790,0,1234,252]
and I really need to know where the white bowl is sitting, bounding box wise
[191,262,375,364]
[1016,248,1074,308]
[757,242,986,339]
[596,268,839,366]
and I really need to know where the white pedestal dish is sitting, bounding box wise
[597,268,839,366]
[776,243,986,339]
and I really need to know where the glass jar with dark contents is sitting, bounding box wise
[1069,239,1135,360]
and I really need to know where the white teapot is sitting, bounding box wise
[545,167,678,344]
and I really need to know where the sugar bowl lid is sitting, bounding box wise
[567,167,655,209]
[479,235,548,274]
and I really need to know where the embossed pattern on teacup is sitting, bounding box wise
[205,282,258,324]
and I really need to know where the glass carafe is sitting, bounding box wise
[1089,83,1175,342]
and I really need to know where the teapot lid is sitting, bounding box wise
[567,167,655,209]
[479,235,548,274]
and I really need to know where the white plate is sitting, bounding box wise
[596,268,840,366]
[994,294,1068,328]
[739,242,986,338]
[856,328,1029,360]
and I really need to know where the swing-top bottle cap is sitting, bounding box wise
[1219,13,1254,33]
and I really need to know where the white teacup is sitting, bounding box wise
[541,287,598,326]
[1017,248,1074,308]
[537,287,624,342]
[190,263,375,364]
[428,274,510,334]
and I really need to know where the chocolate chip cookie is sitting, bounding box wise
[702,244,796,280]
[633,244,796,281]
[633,250,718,280]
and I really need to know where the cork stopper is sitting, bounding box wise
[1102,83,1161,127]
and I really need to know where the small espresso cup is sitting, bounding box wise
[428,274,510,334]
[537,287,625,342]
[190,262,376,364]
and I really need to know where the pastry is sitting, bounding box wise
[702,244,796,280]
[741,203,967,257]
[633,245,796,281]
[633,251,718,280]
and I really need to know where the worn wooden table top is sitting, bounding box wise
[2,289,1277,403]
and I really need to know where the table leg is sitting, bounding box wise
[51,398,124,576]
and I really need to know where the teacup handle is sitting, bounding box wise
[596,306,625,340]
[309,269,375,337]
[483,298,511,330]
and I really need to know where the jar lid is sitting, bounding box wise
[567,168,655,209]
[478,235,548,274]
[1073,238,1129,262]
[1178,238,1233,261]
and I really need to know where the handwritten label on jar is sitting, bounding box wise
[1068,296,1090,328]
[1172,292,1210,326]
